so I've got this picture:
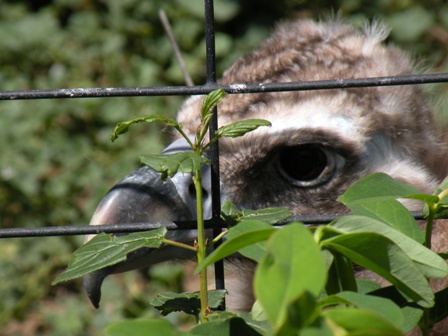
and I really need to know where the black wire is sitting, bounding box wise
[2,73,448,100]
[0,212,426,238]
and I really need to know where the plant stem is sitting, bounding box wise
[162,239,197,252]
[421,309,430,336]
[424,204,436,249]
[437,188,448,202]
[422,202,438,335]
[176,126,195,149]
[212,229,228,244]
[193,167,209,322]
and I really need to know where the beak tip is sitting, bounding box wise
[83,269,109,309]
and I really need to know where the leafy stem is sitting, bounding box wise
[162,238,197,252]
[437,188,448,202]
[424,203,436,249]
[193,167,209,322]
[212,229,228,244]
[177,126,195,149]
[420,190,447,335]
[421,309,431,336]
[424,188,448,249]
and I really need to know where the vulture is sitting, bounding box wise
[83,19,448,334]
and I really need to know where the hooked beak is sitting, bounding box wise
[83,138,213,308]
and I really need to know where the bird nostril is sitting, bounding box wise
[188,183,208,200]
[188,184,196,199]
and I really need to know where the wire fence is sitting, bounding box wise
[0,0,446,304]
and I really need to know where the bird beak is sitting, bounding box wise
[83,137,213,308]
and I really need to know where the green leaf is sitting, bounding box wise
[250,300,267,322]
[207,290,228,310]
[276,291,319,335]
[234,312,271,335]
[314,225,343,243]
[205,311,269,334]
[254,223,327,331]
[196,220,275,272]
[431,207,448,220]
[240,207,293,224]
[322,308,403,335]
[201,88,226,120]
[400,306,424,333]
[187,317,261,336]
[346,199,424,243]
[52,228,167,284]
[221,200,240,225]
[337,172,434,204]
[321,249,335,272]
[322,231,434,307]
[215,119,271,139]
[319,292,405,332]
[330,216,448,279]
[225,220,273,262]
[406,194,439,204]
[220,202,292,226]
[221,200,240,217]
[110,115,180,142]
[297,318,334,336]
[140,152,209,180]
[355,279,381,294]
[150,290,227,316]
[364,287,423,331]
[105,318,183,336]
[325,253,357,295]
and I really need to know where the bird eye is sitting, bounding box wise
[277,144,339,187]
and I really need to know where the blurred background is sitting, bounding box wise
[0,0,448,335]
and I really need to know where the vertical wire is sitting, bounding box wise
[204,0,226,301]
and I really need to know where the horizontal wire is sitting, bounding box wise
[1,73,448,101]
[0,212,426,238]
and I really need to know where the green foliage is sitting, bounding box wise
[197,220,275,267]
[330,217,448,279]
[168,164,448,335]
[215,119,272,139]
[323,231,435,307]
[201,88,227,119]
[319,291,408,328]
[321,308,403,335]
[150,290,227,316]
[110,116,182,142]
[140,152,209,181]
[52,228,167,284]
[221,200,293,225]
[254,224,327,333]
[57,167,448,335]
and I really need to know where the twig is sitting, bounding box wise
[159,9,194,86]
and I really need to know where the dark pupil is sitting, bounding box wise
[279,145,327,181]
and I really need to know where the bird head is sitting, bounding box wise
[83,19,447,308]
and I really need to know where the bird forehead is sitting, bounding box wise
[238,95,367,143]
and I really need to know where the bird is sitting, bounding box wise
[83,19,448,335]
